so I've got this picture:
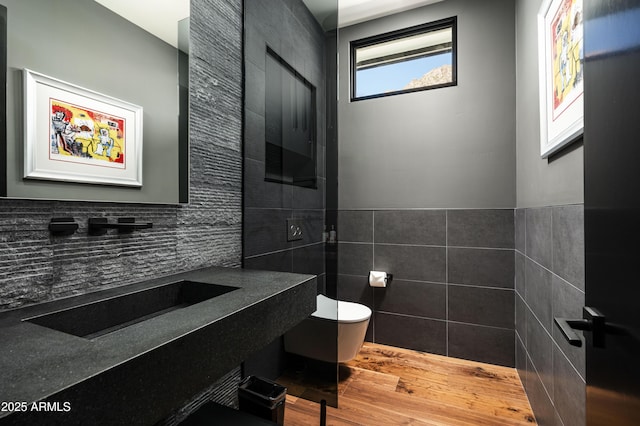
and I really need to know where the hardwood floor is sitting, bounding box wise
[277,343,536,426]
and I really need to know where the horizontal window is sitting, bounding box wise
[351,17,457,101]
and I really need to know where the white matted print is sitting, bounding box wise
[538,0,584,158]
[24,69,143,187]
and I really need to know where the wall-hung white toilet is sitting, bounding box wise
[284,294,372,363]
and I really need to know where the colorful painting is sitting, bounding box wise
[50,99,126,168]
[537,0,584,158]
[550,0,583,120]
[24,69,143,187]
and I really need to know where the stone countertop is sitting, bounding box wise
[0,267,317,425]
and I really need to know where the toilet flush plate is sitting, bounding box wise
[286,218,303,241]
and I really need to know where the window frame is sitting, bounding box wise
[350,17,458,102]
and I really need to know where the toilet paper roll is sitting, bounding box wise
[369,271,388,288]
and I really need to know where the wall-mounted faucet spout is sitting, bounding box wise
[88,217,153,236]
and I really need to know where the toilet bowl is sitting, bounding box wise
[284,294,372,363]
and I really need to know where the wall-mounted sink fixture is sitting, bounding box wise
[0,267,316,425]
[88,217,153,235]
[25,281,238,339]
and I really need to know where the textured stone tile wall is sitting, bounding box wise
[515,204,585,426]
[158,367,242,426]
[0,0,245,421]
[0,0,243,310]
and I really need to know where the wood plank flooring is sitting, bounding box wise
[277,343,536,426]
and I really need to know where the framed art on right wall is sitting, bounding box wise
[538,0,584,158]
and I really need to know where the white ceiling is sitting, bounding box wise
[95,0,190,47]
[95,0,443,45]
[303,0,444,29]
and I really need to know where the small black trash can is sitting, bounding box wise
[238,376,287,425]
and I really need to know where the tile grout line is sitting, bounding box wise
[339,241,515,251]
[446,210,449,357]
[518,285,586,383]
[244,241,325,259]
[549,207,555,402]
[372,210,376,344]
[291,272,517,291]
[522,243,584,294]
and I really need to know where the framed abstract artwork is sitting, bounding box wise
[23,69,143,187]
[538,0,584,158]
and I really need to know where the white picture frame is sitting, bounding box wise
[538,0,584,158]
[23,69,143,187]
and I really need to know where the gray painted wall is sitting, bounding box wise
[515,0,583,208]
[0,0,243,310]
[2,0,179,204]
[338,0,516,210]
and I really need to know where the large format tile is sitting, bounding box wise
[527,310,554,399]
[337,210,373,243]
[244,208,292,257]
[515,208,526,254]
[244,108,265,162]
[292,243,325,276]
[525,207,552,269]
[552,205,585,290]
[448,285,514,329]
[515,251,525,296]
[526,356,556,426]
[515,293,527,345]
[293,178,325,210]
[448,323,514,367]
[448,248,514,288]
[515,334,528,389]
[447,209,514,249]
[243,250,292,272]
[336,274,373,308]
[245,60,266,117]
[244,159,293,209]
[551,275,586,378]
[246,0,284,51]
[525,257,553,332]
[374,244,446,283]
[553,344,586,426]
[374,210,445,245]
[374,280,446,320]
[338,243,373,276]
[374,312,446,355]
[244,20,266,71]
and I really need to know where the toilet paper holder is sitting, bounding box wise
[368,271,393,287]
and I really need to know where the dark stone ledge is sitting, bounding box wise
[0,267,316,425]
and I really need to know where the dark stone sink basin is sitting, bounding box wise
[0,267,317,425]
[25,280,239,339]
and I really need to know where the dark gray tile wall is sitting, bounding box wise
[0,0,243,311]
[242,0,327,380]
[516,205,585,426]
[337,209,516,367]
[242,0,326,279]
